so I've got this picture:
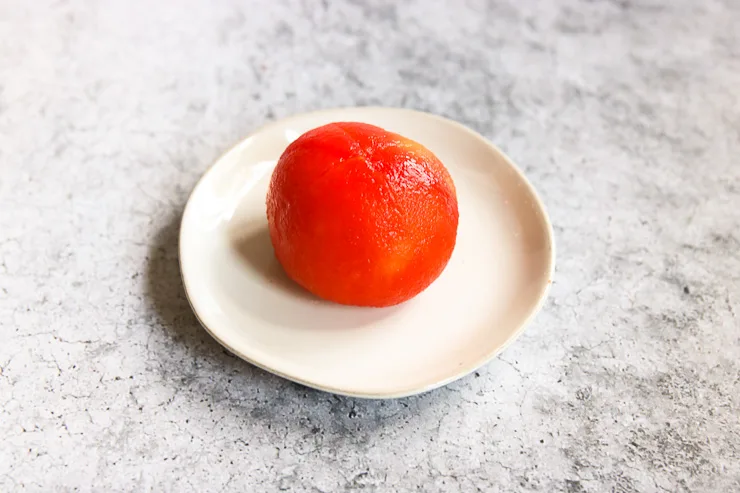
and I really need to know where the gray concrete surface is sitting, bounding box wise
[1,0,739,491]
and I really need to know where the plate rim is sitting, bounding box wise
[179,106,556,399]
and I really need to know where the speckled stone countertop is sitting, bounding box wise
[1,1,738,491]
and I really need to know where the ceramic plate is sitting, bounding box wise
[179,107,554,398]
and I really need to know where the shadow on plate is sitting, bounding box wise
[231,225,316,301]
[227,222,402,330]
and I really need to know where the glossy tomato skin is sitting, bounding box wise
[266,122,458,307]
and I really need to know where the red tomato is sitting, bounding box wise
[266,122,458,307]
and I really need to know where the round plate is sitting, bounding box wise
[179,107,554,398]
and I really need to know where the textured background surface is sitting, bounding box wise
[1,0,739,491]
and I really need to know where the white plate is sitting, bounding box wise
[179,107,554,398]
